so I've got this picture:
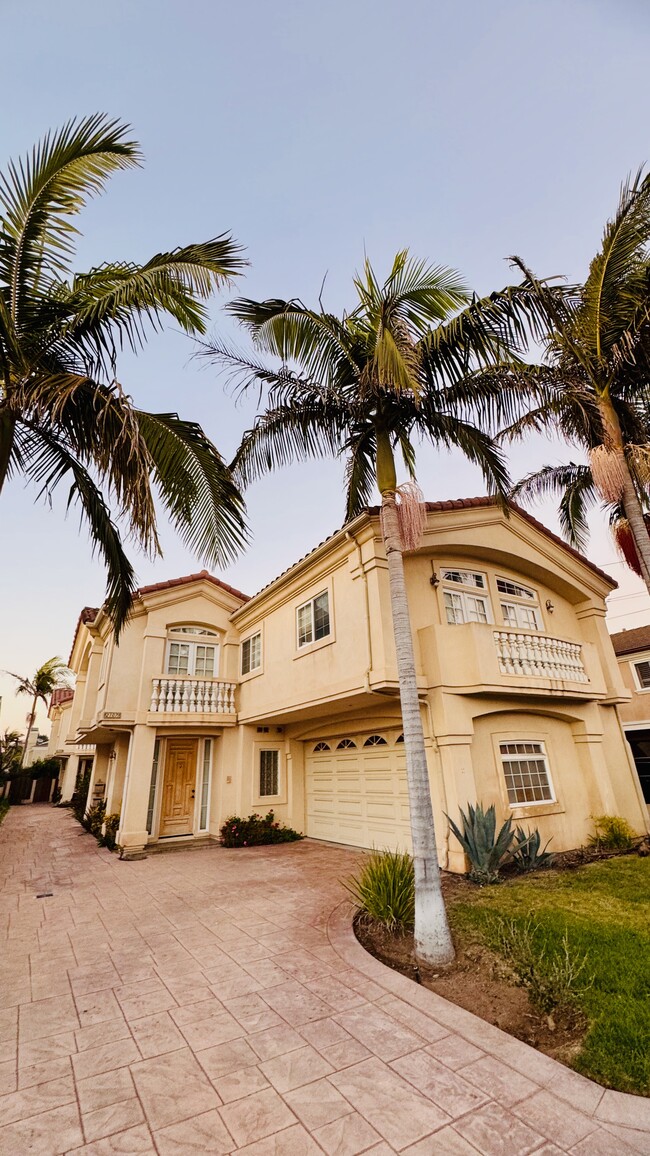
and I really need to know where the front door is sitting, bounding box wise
[160,739,198,836]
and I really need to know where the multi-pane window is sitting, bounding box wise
[166,626,219,677]
[497,578,540,630]
[297,591,330,647]
[199,740,211,830]
[441,569,486,589]
[633,660,650,689]
[241,632,262,675]
[442,570,490,625]
[499,741,554,805]
[259,750,279,796]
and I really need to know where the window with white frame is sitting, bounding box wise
[166,626,220,677]
[259,749,279,796]
[632,659,650,690]
[241,632,262,675]
[441,569,491,625]
[496,577,541,631]
[296,591,330,648]
[499,741,554,805]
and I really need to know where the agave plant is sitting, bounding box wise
[511,826,553,872]
[447,802,515,885]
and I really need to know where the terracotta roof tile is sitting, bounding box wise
[609,625,650,656]
[136,569,249,603]
[50,688,74,707]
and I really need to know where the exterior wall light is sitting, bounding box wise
[430,563,439,588]
[545,599,555,613]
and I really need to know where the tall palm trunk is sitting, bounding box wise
[20,692,38,768]
[599,396,650,590]
[381,491,455,966]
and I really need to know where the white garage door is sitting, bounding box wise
[305,730,411,852]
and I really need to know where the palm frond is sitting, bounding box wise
[135,410,248,568]
[511,462,597,551]
[354,250,469,337]
[231,401,345,489]
[343,429,377,519]
[226,297,358,387]
[0,114,140,319]
[15,422,137,634]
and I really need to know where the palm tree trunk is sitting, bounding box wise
[20,693,38,768]
[381,491,455,966]
[599,397,650,590]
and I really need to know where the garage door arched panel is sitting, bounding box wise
[305,729,411,852]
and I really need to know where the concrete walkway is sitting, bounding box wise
[0,808,648,1156]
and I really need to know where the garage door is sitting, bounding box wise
[305,730,411,852]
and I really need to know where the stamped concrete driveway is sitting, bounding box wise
[0,807,649,1156]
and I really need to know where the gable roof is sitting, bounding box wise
[609,625,650,657]
[136,569,249,603]
[50,688,74,708]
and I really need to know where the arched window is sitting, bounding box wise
[166,625,220,678]
[337,739,357,749]
[396,734,404,743]
[313,742,331,752]
[364,734,387,747]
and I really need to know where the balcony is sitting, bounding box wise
[149,677,236,716]
[418,623,606,700]
[493,631,589,683]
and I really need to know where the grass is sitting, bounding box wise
[447,857,650,1096]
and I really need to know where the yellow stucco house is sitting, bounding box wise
[51,498,649,869]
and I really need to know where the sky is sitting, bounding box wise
[1,0,650,735]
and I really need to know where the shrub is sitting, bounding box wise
[219,811,303,847]
[83,800,106,837]
[344,849,415,930]
[51,783,62,805]
[70,765,91,823]
[100,812,120,851]
[447,802,515,885]
[511,826,554,873]
[589,814,635,851]
[492,916,593,1025]
[23,757,60,779]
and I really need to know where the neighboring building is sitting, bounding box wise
[609,625,650,805]
[48,684,96,803]
[53,498,649,868]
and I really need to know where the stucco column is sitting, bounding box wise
[60,755,79,803]
[105,734,130,816]
[117,724,157,859]
[86,746,110,815]
[435,735,477,873]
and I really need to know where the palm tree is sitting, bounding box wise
[6,657,71,766]
[0,114,248,633]
[496,171,650,586]
[203,251,549,966]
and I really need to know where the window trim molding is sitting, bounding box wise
[252,743,286,805]
[630,651,650,693]
[490,731,563,817]
[241,629,263,680]
[496,575,543,632]
[440,567,492,626]
[293,583,336,658]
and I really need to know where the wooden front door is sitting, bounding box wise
[160,739,198,837]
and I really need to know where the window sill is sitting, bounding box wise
[509,801,564,820]
[294,633,335,659]
[241,667,264,683]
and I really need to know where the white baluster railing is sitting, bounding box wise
[149,678,237,713]
[493,631,589,683]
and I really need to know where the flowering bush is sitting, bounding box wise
[219,810,303,847]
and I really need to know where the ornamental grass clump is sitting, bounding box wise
[589,815,635,851]
[345,849,415,931]
[219,811,303,847]
[491,916,594,1027]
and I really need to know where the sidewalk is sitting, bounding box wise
[0,806,648,1155]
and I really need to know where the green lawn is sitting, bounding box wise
[447,857,650,1096]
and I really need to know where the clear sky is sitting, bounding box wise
[1,0,650,734]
